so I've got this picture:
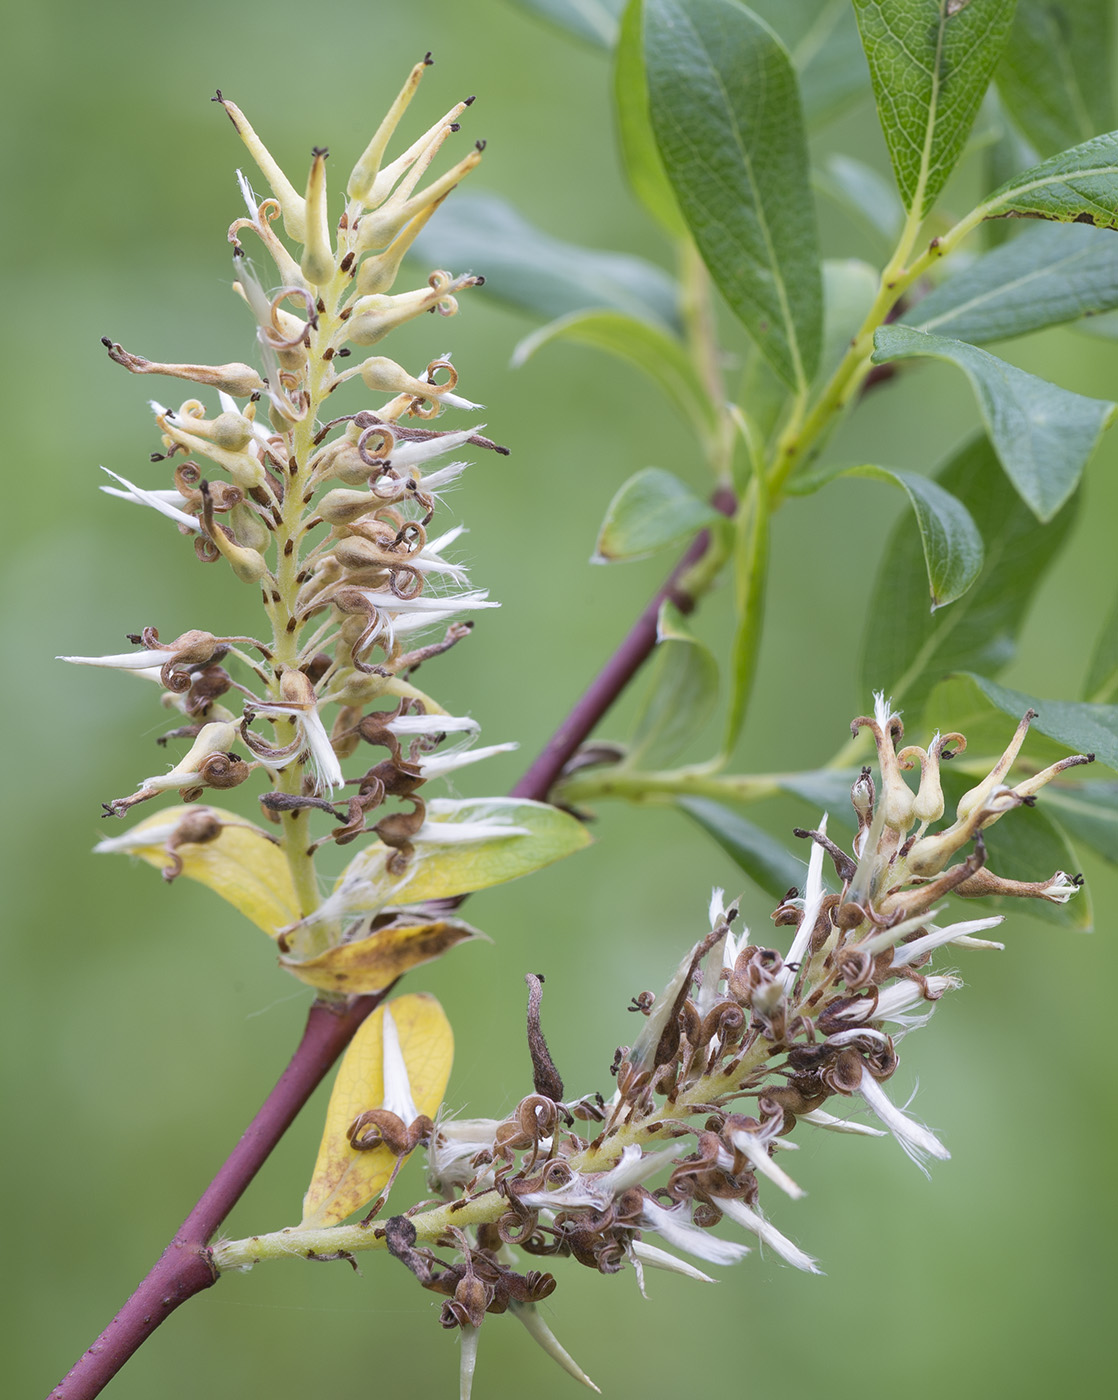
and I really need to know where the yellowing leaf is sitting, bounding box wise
[280,916,481,993]
[94,804,299,934]
[301,993,453,1227]
[329,797,591,918]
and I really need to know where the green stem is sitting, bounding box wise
[559,766,784,806]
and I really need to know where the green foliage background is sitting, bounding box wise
[4,1,1118,1396]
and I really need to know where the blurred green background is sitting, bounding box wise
[4,2,1118,1397]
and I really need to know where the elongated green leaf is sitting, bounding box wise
[677,797,806,900]
[644,0,822,389]
[962,673,1118,771]
[852,0,1016,218]
[1041,780,1118,864]
[505,0,625,47]
[861,435,1078,716]
[330,798,592,918]
[995,0,1114,157]
[982,129,1118,229]
[1084,588,1118,703]
[410,192,681,331]
[872,324,1116,521]
[751,0,871,127]
[815,154,904,246]
[944,775,1092,930]
[615,1,687,236]
[907,222,1118,344]
[514,311,715,438]
[628,602,719,765]
[723,474,768,753]
[924,672,1082,770]
[846,465,984,609]
[593,466,720,563]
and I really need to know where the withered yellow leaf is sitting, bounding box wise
[280,916,481,993]
[300,993,453,1228]
[94,804,299,935]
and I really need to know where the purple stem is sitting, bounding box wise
[512,486,736,800]
[49,994,387,1400]
[48,493,735,1399]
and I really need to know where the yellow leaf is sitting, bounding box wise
[94,804,299,935]
[301,993,453,1227]
[330,797,592,916]
[280,916,481,993]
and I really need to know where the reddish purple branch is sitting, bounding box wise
[49,494,735,1399]
[49,994,387,1400]
[512,485,736,801]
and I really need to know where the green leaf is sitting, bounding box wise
[723,473,769,753]
[1084,588,1118,703]
[962,673,1118,771]
[861,434,1078,716]
[644,0,822,390]
[677,797,807,901]
[615,1,688,236]
[628,602,719,765]
[872,324,1116,521]
[750,0,871,128]
[995,0,1115,157]
[852,0,1017,219]
[924,672,1082,770]
[513,310,715,438]
[331,798,592,916]
[593,466,721,563]
[410,192,681,331]
[1041,780,1118,865]
[907,222,1118,344]
[846,465,984,609]
[981,129,1118,229]
[505,0,625,47]
[815,154,904,247]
